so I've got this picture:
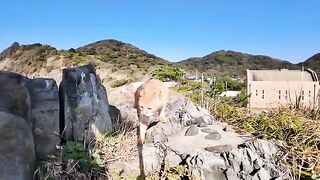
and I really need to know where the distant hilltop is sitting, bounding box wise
[0,39,319,78]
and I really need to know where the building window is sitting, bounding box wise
[262,90,264,99]
[256,90,258,96]
[309,90,311,98]
[285,90,288,100]
[302,90,304,101]
[279,90,281,100]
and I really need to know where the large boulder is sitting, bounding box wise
[60,64,114,144]
[145,98,214,143]
[0,71,35,180]
[27,78,60,159]
[0,71,32,124]
[0,112,36,180]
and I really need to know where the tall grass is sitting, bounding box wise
[209,100,320,179]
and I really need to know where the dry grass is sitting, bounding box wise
[91,130,138,164]
[208,99,320,179]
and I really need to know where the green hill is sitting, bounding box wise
[1,40,319,79]
[0,39,169,75]
[177,50,298,77]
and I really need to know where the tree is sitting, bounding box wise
[152,65,183,82]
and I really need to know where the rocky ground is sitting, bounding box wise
[107,83,292,180]
[0,64,293,180]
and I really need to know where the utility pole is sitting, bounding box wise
[201,73,204,106]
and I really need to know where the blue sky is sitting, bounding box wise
[0,0,319,63]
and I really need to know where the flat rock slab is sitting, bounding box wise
[167,124,244,155]
[205,132,222,140]
[185,125,199,136]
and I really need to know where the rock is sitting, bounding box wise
[0,71,60,160]
[27,78,60,159]
[166,98,214,126]
[145,98,214,143]
[0,71,32,124]
[108,105,122,131]
[60,64,113,144]
[185,125,199,136]
[198,122,208,127]
[201,128,217,134]
[204,145,233,153]
[0,112,35,180]
[204,132,222,140]
[0,71,35,180]
[130,137,292,180]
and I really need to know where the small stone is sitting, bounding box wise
[185,125,199,136]
[223,126,235,132]
[204,145,233,153]
[201,128,217,134]
[205,132,222,140]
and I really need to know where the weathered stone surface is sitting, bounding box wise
[0,112,35,180]
[205,132,222,140]
[0,71,36,180]
[185,125,199,136]
[0,71,60,160]
[121,126,292,180]
[166,98,214,126]
[0,71,32,124]
[204,145,233,153]
[146,98,214,143]
[27,78,60,159]
[201,128,217,134]
[60,64,113,144]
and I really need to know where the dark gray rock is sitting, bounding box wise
[60,64,113,144]
[185,125,199,136]
[0,112,35,180]
[205,132,222,140]
[0,71,32,124]
[201,128,217,134]
[0,71,35,180]
[0,71,60,160]
[27,78,60,159]
[108,105,122,131]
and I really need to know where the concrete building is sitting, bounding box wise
[247,69,319,109]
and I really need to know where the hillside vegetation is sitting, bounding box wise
[1,39,320,80]
[177,50,299,77]
[0,40,170,86]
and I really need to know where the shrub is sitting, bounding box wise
[152,65,183,82]
[110,79,130,88]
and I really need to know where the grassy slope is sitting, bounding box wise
[0,40,171,85]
